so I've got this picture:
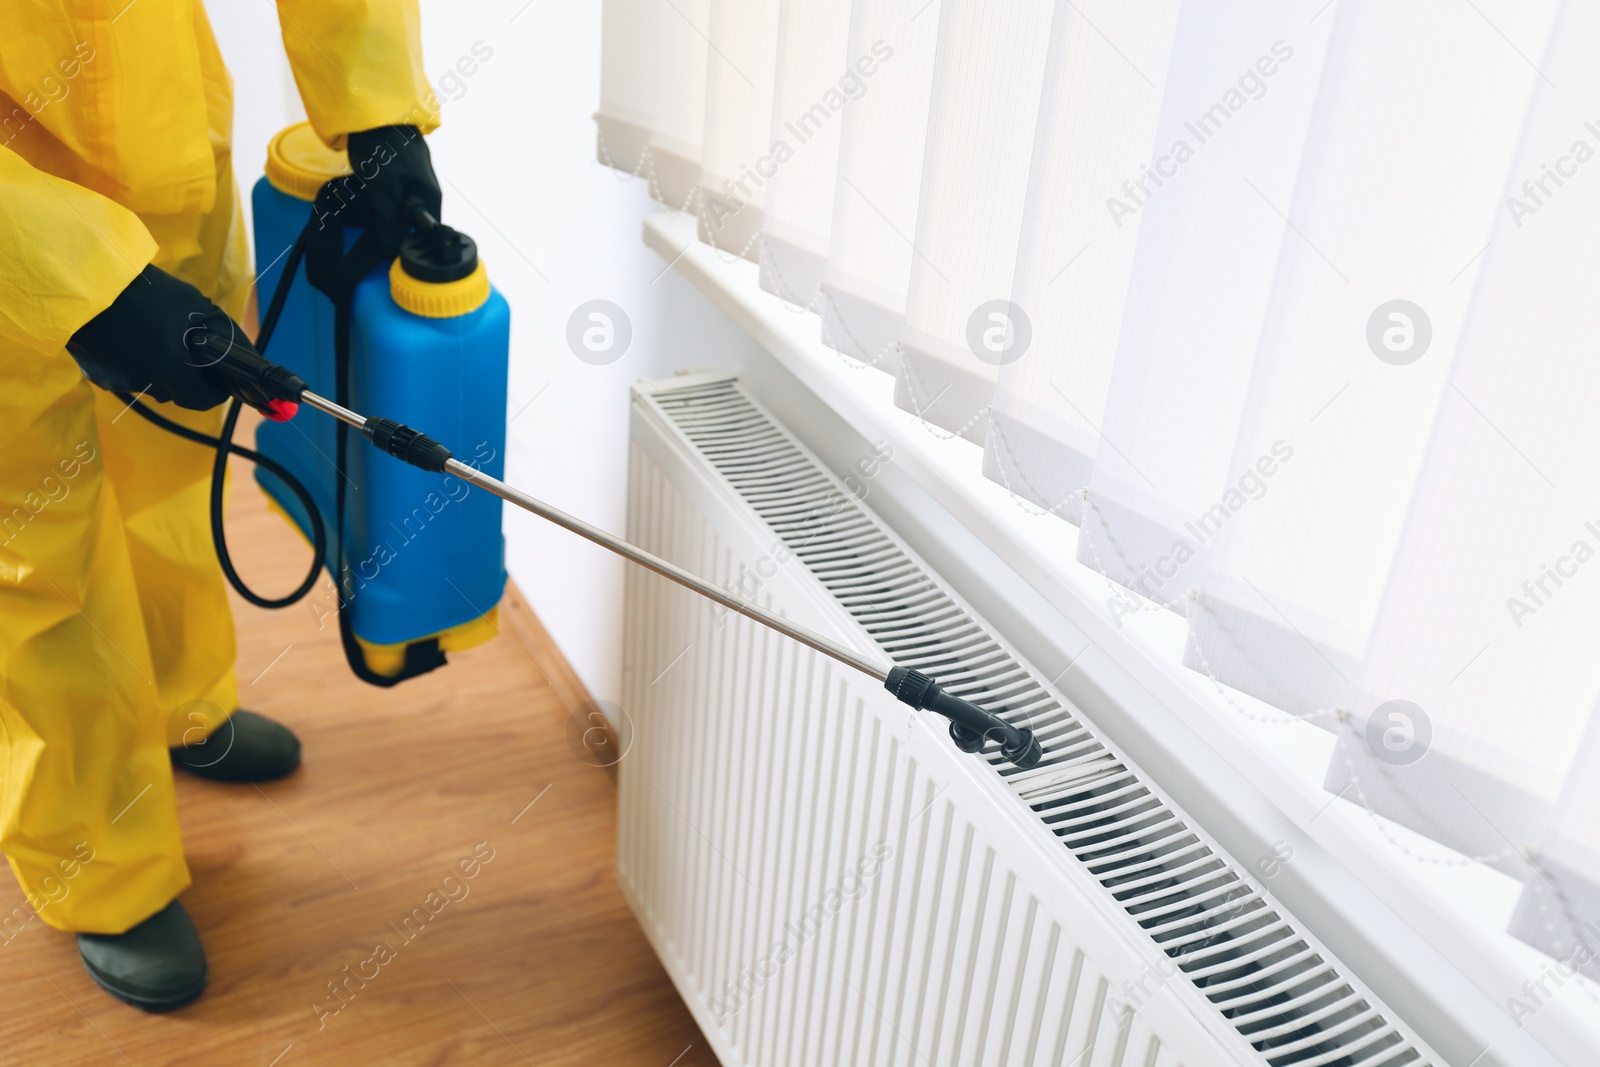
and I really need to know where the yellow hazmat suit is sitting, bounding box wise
[0,1,438,934]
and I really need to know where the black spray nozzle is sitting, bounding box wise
[885,666,1042,769]
[189,331,307,419]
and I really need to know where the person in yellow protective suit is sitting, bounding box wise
[0,2,441,1010]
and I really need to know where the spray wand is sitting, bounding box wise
[199,337,1043,770]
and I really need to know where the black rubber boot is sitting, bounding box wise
[171,709,301,782]
[77,900,207,1011]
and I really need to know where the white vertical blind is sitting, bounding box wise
[819,0,942,374]
[698,0,781,260]
[757,0,856,310]
[596,0,657,176]
[1071,2,1334,604]
[980,0,1184,521]
[1184,0,1559,720]
[650,0,712,209]
[889,0,1055,444]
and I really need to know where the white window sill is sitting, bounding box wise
[642,208,1599,1064]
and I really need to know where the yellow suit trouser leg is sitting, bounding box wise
[92,389,240,747]
[0,348,195,934]
[0,352,241,935]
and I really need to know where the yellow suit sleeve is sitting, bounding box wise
[0,144,158,354]
[275,0,442,149]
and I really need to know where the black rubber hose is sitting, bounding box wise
[118,394,326,608]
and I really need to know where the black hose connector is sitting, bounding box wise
[885,666,1042,769]
[363,417,454,472]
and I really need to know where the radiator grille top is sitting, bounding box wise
[641,374,1434,1067]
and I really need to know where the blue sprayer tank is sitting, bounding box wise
[250,123,509,677]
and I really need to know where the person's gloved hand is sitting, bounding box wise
[344,124,442,257]
[66,265,239,411]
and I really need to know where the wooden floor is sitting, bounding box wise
[0,424,715,1067]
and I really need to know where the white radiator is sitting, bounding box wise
[618,373,1440,1067]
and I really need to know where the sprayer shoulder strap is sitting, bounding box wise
[301,203,446,688]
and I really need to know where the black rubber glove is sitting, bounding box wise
[344,125,443,257]
[66,265,239,411]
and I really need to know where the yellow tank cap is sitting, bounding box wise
[265,122,351,201]
[388,258,491,318]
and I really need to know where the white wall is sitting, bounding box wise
[209,1,756,705]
